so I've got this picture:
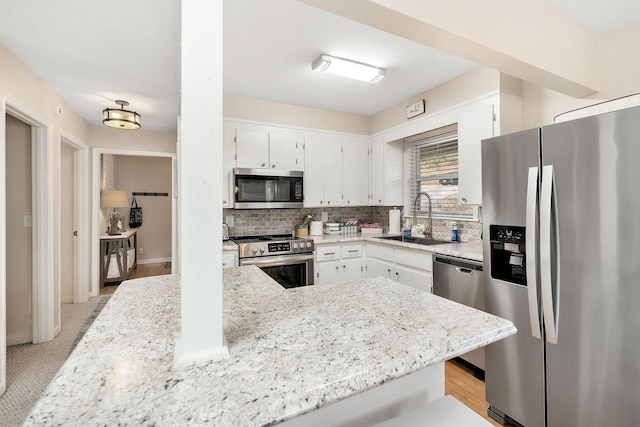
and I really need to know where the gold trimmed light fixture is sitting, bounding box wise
[102,100,141,130]
[311,54,385,83]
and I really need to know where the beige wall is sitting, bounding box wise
[224,95,370,135]
[370,67,500,134]
[5,114,33,345]
[89,126,176,152]
[114,156,172,263]
[0,44,91,142]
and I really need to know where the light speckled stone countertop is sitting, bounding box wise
[308,233,484,262]
[25,267,514,426]
[223,240,238,251]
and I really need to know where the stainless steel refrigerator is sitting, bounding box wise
[481,105,640,427]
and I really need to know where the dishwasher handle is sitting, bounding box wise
[433,255,483,272]
[454,266,474,275]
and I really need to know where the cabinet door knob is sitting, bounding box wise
[261,163,266,167]
[272,164,276,168]
[462,197,467,203]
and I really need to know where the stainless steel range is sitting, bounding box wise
[232,234,314,288]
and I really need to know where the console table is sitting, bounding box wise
[99,229,137,288]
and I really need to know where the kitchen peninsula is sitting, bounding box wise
[24,266,515,426]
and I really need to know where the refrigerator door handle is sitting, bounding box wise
[526,167,542,339]
[540,165,559,344]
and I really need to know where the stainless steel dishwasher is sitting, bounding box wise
[433,255,485,376]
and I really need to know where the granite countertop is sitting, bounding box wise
[308,233,484,262]
[223,240,238,252]
[25,267,514,426]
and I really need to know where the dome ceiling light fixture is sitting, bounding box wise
[102,100,141,130]
[311,54,385,83]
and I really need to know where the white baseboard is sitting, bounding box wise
[137,257,172,265]
[7,333,32,346]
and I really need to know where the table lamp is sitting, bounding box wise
[101,190,128,235]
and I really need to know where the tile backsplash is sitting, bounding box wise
[223,206,482,243]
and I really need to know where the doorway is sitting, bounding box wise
[91,148,177,296]
[1,94,55,397]
[5,113,34,346]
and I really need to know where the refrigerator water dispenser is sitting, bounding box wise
[490,225,526,285]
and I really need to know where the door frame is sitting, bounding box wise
[58,131,90,304]
[91,148,177,295]
[0,92,55,396]
[2,94,55,345]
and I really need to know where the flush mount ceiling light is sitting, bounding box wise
[311,54,385,83]
[102,100,141,130]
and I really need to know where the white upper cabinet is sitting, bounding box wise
[304,132,343,207]
[342,136,369,207]
[235,128,304,171]
[269,132,304,171]
[458,105,495,205]
[369,138,403,206]
[236,129,269,169]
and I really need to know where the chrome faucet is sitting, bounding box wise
[413,192,433,239]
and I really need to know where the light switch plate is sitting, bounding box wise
[226,215,235,227]
[321,212,328,222]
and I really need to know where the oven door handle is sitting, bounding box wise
[240,254,314,268]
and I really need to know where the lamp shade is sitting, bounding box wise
[102,100,141,130]
[101,190,128,208]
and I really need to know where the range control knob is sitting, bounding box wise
[252,247,258,255]
[259,246,266,254]
[293,243,299,249]
[306,242,312,248]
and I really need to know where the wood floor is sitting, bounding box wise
[100,266,509,426]
[99,262,171,295]
[445,359,512,427]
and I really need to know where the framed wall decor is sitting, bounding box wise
[406,99,426,119]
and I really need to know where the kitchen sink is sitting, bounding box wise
[377,235,450,246]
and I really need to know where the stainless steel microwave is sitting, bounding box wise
[233,168,304,209]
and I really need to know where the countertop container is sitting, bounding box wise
[309,221,323,236]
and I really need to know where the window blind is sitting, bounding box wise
[406,123,473,220]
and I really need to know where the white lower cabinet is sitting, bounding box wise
[315,244,364,285]
[366,243,433,293]
[222,252,238,269]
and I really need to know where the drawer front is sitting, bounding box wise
[341,244,362,259]
[395,248,432,271]
[316,245,341,261]
[366,243,394,260]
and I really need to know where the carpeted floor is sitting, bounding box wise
[0,296,110,427]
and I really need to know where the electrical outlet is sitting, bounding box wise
[23,215,32,227]
[139,247,144,255]
[321,212,328,222]
[226,215,235,227]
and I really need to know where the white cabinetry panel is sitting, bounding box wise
[315,243,364,285]
[343,137,369,207]
[365,243,433,293]
[458,105,494,205]
[236,129,269,169]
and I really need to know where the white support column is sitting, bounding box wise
[176,0,227,365]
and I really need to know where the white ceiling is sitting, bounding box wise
[0,0,639,132]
